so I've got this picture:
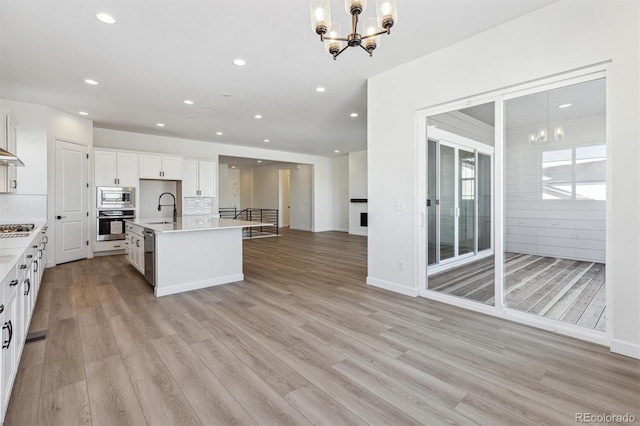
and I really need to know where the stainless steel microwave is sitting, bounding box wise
[97,186,135,209]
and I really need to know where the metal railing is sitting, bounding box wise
[218,207,279,238]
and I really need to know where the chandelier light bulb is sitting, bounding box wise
[376,0,397,30]
[345,0,367,15]
[310,0,331,35]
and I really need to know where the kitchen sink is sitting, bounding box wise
[145,221,174,225]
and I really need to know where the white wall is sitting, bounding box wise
[94,128,334,232]
[140,180,178,219]
[349,150,368,236]
[332,156,349,232]
[239,168,252,210]
[368,0,639,357]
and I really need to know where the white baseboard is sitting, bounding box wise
[155,273,244,297]
[611,338,640,359]
[366,276,419,297]
[349,231,368,236]
[290,226,312,232]
[332,228,348,233]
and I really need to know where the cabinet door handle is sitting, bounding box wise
[11,180,17,189]
[19,264,27,270]
[0,305,4,314]
[38,250,43,259]
[34,260,39,272]
[9,279,18,286]
[27,255,33,259]
[24,278,31,296]
[136,240,140,247]
[3,321,13,349]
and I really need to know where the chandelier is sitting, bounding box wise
[310,0,398,60]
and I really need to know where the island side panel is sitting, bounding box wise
[154,227,244,297]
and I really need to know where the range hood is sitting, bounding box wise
[0,147,24,167]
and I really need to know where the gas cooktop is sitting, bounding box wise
[0,224,35,238]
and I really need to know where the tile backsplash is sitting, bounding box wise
[0,194,47,223]
[183,197,213,216]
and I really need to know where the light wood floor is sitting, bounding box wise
[6,230,638,425]
[430,254,606,331]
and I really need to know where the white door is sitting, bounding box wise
[55,139,89,264]
[279,169,290,227]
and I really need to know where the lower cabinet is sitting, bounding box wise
[0,224,48,423]
[125,223,145,274]
[1,288,17,414]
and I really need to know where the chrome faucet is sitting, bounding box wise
[157,192,177,223]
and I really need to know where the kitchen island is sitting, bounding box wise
[125,216,271,297]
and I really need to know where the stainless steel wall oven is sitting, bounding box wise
[97,209,135,241]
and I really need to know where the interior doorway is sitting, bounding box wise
[279,169,291,227]
[54,138,89,264]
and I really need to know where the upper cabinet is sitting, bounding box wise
[182,160,216,197]
[95,150,139,187]
[139,154,183,180]
[0,111,18,193]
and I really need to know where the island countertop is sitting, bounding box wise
[126,215,272,234]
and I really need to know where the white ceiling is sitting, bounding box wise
[0,0,558,157]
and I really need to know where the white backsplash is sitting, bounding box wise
[139,180,178,219]
[0,194,47,223]
[183,197,213,216]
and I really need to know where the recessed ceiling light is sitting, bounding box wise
[316,87,326,92]
[156,123,165,127]
[96,13,116,24]
[334,150,340,153]
[254,114,262,119]
[350,112,358,118]
[263,139,270,143]
[233,59,246,66]
[428,125,437,128]
[222,93,232,98]
[84,79,98,85]
[558,103,573,109]
[184,100,194,105]
[257,160,262,163]
[231,166,236,169]
[216,132,223,136]
[78,111,89,116]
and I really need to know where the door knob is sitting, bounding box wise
[56,215,66,220]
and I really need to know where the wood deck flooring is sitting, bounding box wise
[5,229,637,425]
[429,254,607,331]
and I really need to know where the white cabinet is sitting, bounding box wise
[94,150,139,187]
[139,154,182,180]
[183,160,216,197]
[1,272,18,414]
[125,222,145,274]
[0,111,18,193]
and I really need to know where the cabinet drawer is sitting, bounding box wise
[94,240,127,252]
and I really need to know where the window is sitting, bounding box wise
[542,145,606,200]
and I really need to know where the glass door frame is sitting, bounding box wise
[426,130,495,276]
[415,64,610,346]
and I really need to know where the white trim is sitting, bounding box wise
[418,288,499,316]
[154,273,244,297]
[604,65,613,347]
[610,339,640,360]
[348,230,368,236]
[290,226,312,232]
[504,309,607,346]
[332,227,349,233]
[366,277,419,297]
[427,250,493,276]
